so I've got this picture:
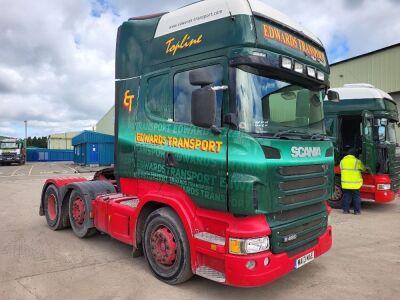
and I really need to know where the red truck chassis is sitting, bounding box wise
[334,166,398,203]
[40,177,332,287]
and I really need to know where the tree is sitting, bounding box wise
[26,136,48,148]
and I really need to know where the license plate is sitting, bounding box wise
[294,251,314,269]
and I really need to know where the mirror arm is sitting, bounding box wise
[211,125,222,135]
[223,113,237,129]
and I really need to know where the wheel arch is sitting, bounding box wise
[39,178,87,216]
[133,184,198,267]
[66,181,117,228]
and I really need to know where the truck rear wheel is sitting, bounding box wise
[68,190,96,238]
[143,207,193,284]
[329,183,344,209]
[44,185,60,229]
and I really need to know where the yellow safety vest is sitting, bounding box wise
[340,155,365,189]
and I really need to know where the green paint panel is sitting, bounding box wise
[253,17,329,73]
[115,11,334,256]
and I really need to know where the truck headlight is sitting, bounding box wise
[377,184,391,190]
[229,236,270,255]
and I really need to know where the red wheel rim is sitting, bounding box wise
[72,196,85,225]
[150,226,177,266]
[332,185,343,202]
[47,194,57,221]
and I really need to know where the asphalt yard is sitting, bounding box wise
[0,162,400,299]
[0,162,78,178]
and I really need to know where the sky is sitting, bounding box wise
[1,0,400,138]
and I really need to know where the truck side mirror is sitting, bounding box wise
[191,87,216,128]
[327,90,340,102]
[372,126,382,141]
[189,69,214,86]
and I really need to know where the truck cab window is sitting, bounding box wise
[173,64,223,125]
[146,74,172,120]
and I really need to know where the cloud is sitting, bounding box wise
[0,0,399,138]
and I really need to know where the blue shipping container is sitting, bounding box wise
[27,149,73,162]
[72,131,114,165]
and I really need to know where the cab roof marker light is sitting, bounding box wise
[317,70,325,81]
[281,56,293,70]
[294,61,304,74]
[252,51,267,57]
[307,66,316,78]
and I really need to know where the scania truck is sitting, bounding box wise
[0,138,25,165]
[324,84,400,208]
[39,0,335,287]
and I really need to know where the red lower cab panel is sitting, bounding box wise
[360,174,396,203]
[86,178,333,287]
[335,167,397,203]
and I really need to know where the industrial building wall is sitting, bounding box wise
[330,45,400,93]
[96,106,115,136]
[330,45,400,138]
[47,132,80,150]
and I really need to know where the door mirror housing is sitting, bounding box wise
[189,69,214,87]
[327,90,340,102]
[372,126,384,142]
[191,87,216,128]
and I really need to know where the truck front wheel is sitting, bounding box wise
[143,207,193,285]
[329,183,344,209]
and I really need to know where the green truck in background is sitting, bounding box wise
[40,0,335,287]
[324,84,400,207]
[0,137,25,165]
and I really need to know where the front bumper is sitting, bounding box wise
[224,226,332,287]
[360,174,396,203]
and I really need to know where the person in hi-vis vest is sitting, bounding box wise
[340,149,366,215]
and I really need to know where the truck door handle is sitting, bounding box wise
[165,152,176,167]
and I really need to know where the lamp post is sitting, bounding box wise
[24,120,27,150]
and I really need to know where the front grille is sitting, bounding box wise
[391,156,400,192]
[271,214,327,255]
[280,177,326,191]
[279,189,326,205]
[278,164,326,176]
[268,163,331,256]
[270,202,324,222]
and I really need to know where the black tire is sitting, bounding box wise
[68,190,97,238]
[44,185,60,229]
[328,180,344,209]
[143,207,193,285]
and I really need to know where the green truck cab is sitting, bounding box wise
[324,84,400,207]
[0,138,25,165]
[40,0,333,287]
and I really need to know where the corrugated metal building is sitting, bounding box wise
[72,131,114,166]
[330,43,400,102]
[96,106,115,136]
[47,131,80,150]
[330,43,400,136]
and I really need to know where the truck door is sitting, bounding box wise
[362,110,377,174]
[163,62,228,211]
[115,77,140,180]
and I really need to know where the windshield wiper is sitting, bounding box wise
[309,133,329,140]
[273,129,306,139]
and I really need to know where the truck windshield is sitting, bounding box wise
[235,68,325,137]
[0,142,18,149]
